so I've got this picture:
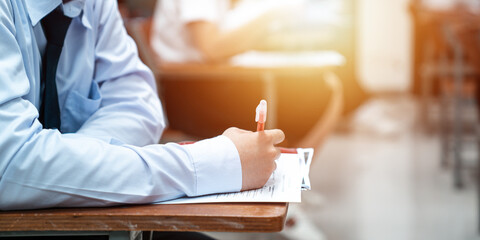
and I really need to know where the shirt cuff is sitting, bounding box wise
[184,135,242,196]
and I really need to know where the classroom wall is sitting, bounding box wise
[356,0,412,92]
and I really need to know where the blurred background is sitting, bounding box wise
[119,0,480,239]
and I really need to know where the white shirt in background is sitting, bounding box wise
[151,0,230,63]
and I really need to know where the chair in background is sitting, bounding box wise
[415,6,479,188]
[412,4,480,231]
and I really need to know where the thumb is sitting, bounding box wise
[264,129,285,145]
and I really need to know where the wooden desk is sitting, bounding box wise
[160,61,336,128]
[0,202,288,239]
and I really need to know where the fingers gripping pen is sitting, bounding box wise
[256,100,267,132]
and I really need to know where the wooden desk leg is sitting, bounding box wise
[477,124,480,232]
[262,72,277,129]
[453,40,464,189]
[420,43,436,134]
[439,77,449,168]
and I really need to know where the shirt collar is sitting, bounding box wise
[24,0,62,26]
[25,0,90,29]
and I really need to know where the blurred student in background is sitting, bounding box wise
[151,0,296,63]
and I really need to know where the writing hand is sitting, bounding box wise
[222,127,285,191]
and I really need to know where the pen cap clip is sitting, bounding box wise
[255,100,267,123]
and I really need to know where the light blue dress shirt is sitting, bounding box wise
[0,0,242,210]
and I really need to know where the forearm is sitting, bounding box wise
[189,14,273,61]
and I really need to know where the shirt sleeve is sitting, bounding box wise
[75,0,164,147]
[0,0,242,211]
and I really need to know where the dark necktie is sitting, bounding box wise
[38,6,72,130]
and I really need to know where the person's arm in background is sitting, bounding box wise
[187,12,275,62]
[186,1,296,62]
[0,0,284,210]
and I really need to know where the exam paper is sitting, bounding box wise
[158,149,313,204]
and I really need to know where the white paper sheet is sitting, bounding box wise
[229,50,345,68]
[157,149,312,204]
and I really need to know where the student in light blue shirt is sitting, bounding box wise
[0,0,284,210]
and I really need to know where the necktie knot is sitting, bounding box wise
[41,6,72,47]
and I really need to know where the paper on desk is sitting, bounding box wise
[229,50,345,68]
[158,149,313,204]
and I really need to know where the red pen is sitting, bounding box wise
[181,99,296,153]
[255,100,267,131]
